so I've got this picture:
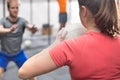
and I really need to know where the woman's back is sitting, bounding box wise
[68,32,120,80]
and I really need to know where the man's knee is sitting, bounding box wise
[0,67,4,78]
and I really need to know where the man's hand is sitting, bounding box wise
[10,24,18,32]
[30,25,38,34]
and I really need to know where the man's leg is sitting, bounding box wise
[0,67,4,79]
[13,50,36,80]
[59,23,66,30]
[59,12,67,30]
[0,51,9,79]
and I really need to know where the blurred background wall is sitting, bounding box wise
[0,0,80,29]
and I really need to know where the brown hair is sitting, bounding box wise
[78,0,119,37]
[7,0,20,9]
[7,0,10,9]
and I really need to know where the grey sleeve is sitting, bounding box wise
[23,18,29,27]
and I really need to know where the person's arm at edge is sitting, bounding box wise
[0,24,18,35]
[26,24,38,34]
[18,28,67,79]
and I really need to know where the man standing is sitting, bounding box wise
[57,0,68,30]
[0,0,37,80]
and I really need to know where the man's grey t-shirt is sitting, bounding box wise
[0,17,28,54]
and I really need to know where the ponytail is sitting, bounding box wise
[78,0,119,37]
[95,0,119,37]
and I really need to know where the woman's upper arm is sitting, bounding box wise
[19,49,58,79]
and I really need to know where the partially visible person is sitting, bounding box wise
[57,0,68,30]
[0,0,38,80]
[18,0,120,80]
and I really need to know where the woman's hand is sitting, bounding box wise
[55,28,67,43]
